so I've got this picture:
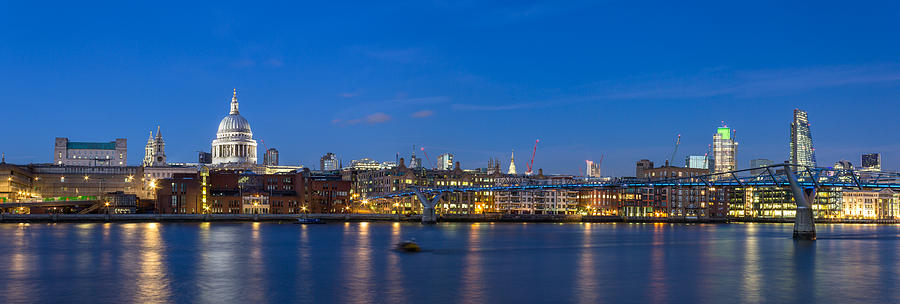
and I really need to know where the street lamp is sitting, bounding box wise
[105,201,110,215]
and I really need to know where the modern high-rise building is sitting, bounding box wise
[143,126,166,167]
[861,153,882,172]
[790,109,816,167]
[586,160,602,177]
[264,148,279,166]
[834,160,854,171]
[685,155,710,170]
[636,159,654,177]
[320,152,339,171]
[749,159,774,175]
[713,125,738,174]
[53,137,127,166]
[437,153,453,170]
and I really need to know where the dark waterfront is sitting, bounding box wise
[1,222,898,304]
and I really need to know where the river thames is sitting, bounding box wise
[0,222,898,303]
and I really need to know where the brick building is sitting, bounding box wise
[155,168,350,214]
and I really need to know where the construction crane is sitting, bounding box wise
[526,139,539,175]
[703,144,712,169]
[667,134,681,166]
[420,147,434,169]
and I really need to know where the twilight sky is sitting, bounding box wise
[2,0,899,175]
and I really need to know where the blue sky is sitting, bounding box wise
[2,0,899,175]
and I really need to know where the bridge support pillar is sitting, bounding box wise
[414,188,442,224]
[785,164,816,240]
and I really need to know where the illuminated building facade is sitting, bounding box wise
[507,150,517,175]
[841,189,898,219]
[212,90,258,165]
[142,126,166,167]
[790,109,816,167]
[685,155,709,170]
[53,137,127,166]
[713,126,738,174]
[726,186,841,219]
[264,148,279,166]
[586,160,602,177]
[437,153,453,170]
[320,152,339,171]
[640,165,709,180]
[155,169,350,214]
[861,153,882,172]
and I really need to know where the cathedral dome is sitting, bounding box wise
[211,89,258,165]
[217,114,252,135]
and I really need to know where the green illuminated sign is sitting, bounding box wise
[717,127,731,140]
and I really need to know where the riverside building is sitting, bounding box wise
[790,109,816,167]
[53,137,127,166]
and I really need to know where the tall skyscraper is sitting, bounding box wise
[749,159,773,175]
[713,125,738,174]
[586,160,602,177]
[861,153,881,172]
[790,109,816,167]
[143,126,166,167]
[264,148,279,166]
[685,155,709,170]
[437,153,453,170]
[320,152,339,171]
[507,150,517,175]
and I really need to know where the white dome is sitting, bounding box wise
[217,114,252,135]
[211,89,258,165]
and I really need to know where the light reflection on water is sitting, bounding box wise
[0,222,898,303]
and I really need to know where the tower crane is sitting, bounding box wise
[703,144,712,169]
[420,147,435,169]
[525,139,539,175]
[667,134,681,166]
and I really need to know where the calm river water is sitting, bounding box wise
[0,222,898,303]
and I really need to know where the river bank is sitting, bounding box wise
[1,213,897,224]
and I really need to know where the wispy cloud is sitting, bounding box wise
[365,113,392,123]
[451,64,900,111]
[411,110,435,118]
[334,113,392,125]
[348,46,432,64]
[333,96,450,123]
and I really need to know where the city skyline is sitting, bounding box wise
[3,1,900,174]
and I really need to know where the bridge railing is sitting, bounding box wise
[368,164,900,199]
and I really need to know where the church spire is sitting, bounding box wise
[155,125,162,140]
[507,149,517,175]
[230,88,240,114]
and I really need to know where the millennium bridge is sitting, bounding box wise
[370,163,900,240]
